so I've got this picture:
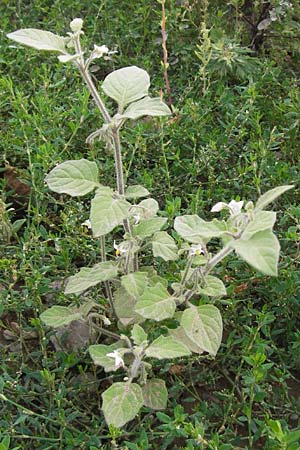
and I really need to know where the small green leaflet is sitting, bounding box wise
[198,275,227,297]
[46,159,99,196]
[174,215,225,243]
[7,28,66,52]
[181,305,223,356]
[102,66,150,110]
[255,185,294,210]
[101,382,144,428]
[152,231,178,261]
[145,335,191,359]
[135,283,176,321]
[230,229,280,276]
[65,261,118,294]
[142,378,168,410]
[124,185,150,199]
[131,324,148,345]
[120,96,171,120]
[90,187,131,237]
[133,217,167,239]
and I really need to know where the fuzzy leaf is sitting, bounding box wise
[198,276,227,297]
[120,96,171,120]
[169,326,204,354]
[145,335,191,359]
[131,198,159,220]
[181,305,223,356]
[255,185,293,210]
[89,343,124,372]
[40,306,82,327]
[114,287,144,326]
[174,215,225,243]
[125,185,150,199]
[133,217,167,239]
[102,382,144,428]
[135,283,176,321]
[65,261,118,294]
[243,210,276,239]
[102,66,150,109]
[230,229,280,276]
[142,378,168,410]
[152,231,178,261]
[121,271,148,299]
[90,187,131,237]
[131,324,148,345]
[46,159,99,196]
[7,28,66,52]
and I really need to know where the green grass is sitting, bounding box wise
[1,0,300,448]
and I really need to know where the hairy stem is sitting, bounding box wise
[100,236,116,316]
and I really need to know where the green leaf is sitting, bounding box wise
[89,343,124,372]
[181,305,223,356]
[152,231,178,261]
[169,326,204,354]
[142,378,168,410]
[40,306,82,327]
[230,229,280,276]
[7,28,66,52]
[145,335,191,359]
[120,96,171,120]
[131,198,159,220]
[255,185,294,210]
[125,185,150,199]
[46,159,99,196]
[121,271,148,299]
[243,210,276,239]
[102,66,150,110]
[102,382,144,427]
[133,217,167,239]
[174,215,225,243]
[131,324,148,345]
[90,187,131,237]
[114,287,144,326]
[198,276,227,297]
[135,283,176,321]
[65,261,118,294]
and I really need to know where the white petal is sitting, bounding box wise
[211,202,227,212]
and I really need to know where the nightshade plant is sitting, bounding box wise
[7,19,293,428]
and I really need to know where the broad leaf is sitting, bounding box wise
[181,305,223,356]
[120,96,171,120]
[89,343,124,372]
[65,261,118,294]
[40,306,82,327]
[152,231,178,261]
[169,326,204,354]
[131,324,148,345]
[90,187,131,237]
[174,215,225,243]
[133,217,167,239]
[102,66,150,110]
[198,276,227,297]
[230,229,280,276]
[114,287,144,326]
[46,159,99,196]
[255,185,293,210]
[145,335,191,359]
[242,210,276,239]
[7,28,66,52]
[102,382,144,428]
[125,185,150,199]
[142,379,168,410]
[135,283,176,321]
[121,271,148,299]
[131,198,159,220]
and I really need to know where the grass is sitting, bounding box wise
[1,0,300,448]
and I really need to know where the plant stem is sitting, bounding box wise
[100,236,116,316]
[203,245,233,276]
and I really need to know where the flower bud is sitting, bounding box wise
[70,18,83,33]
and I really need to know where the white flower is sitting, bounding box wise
[211,199,243,216]
[113,240,128,256]
[189,244,204,257]
[93,44,109,58]
[70,18,83,33]
[106,350,125,369]
[81,219,92,229]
